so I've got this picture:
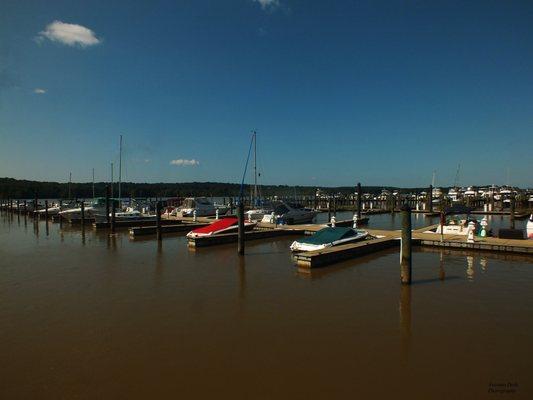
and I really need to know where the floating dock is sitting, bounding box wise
[129,222,209,237]
[293,224,533,269]
[187,228,304,247]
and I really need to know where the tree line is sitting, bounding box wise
[0,177,435,199]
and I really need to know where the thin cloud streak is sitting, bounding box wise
[170,159,200,166]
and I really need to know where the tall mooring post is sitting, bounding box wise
[510,195,515,229]
[105,185,110,225]
[58,200,62,227]
[237,200,245,255]
[80,201,85,228]
[111,201,116,234]
[156,201,162,241]
[428,185,433,213]
[44,200,49,220]
[400,204,412,285]
[34,193,38,218]
[357,182,362,220]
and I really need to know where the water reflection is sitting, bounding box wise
[399,285,411,362]
[480,257,488,272]
[439,251,445,281]
[238,255,246,305]
[466,256,474,281]
[154,240,164,288]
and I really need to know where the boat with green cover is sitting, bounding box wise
[290,227,369,252]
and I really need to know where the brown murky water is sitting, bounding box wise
[1,213,532,399]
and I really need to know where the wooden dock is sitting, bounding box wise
[293,237,403,269]
[187,228,304,247]
[292,223,533,269]
[129,222,209,237]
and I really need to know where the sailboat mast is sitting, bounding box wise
[68,172,72,199]
[253,131,257,206]
[118,134,122,200]
[92,168,95,200]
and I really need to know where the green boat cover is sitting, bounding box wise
[298,227,356,245]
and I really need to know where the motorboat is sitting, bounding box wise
[261,201,316,225]
[59,198,119,222]
[174,197,225,217]
[527,214,533,239]
[447,188,461,203]
[246,201,274,222]
[93,199,156,222]
[290,227,369,252]
[431,206,489,236]
[186,217,256,238]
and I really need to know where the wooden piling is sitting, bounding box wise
[400,204,412,284]
[237,201,245,255]
[357,183,362,220]
[34,193,38,217]
[80,201,85,228]
[106,186,110,225]
[45,200,49,220]
[111,201,116,234]
[510,195,515,229]
[156,201,162,241]
[428,184,433,213]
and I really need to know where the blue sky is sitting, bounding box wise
[1,0,532,187]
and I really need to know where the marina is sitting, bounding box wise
[2,2,533,397]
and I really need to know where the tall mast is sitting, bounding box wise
[68,172,72,199]
[118,134,122,200]
[92,168,95,199]
[253,131,257,206]
[453,163,461,188]
[110,162,114,198]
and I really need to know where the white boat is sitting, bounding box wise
[261,201,316,225]
[176,197,218,217]
[59,198,114,222]
[527,214,533,239]
[290,227,368,252]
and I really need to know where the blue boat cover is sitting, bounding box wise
[298,227,356,245]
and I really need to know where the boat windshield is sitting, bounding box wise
[274,204,290,215]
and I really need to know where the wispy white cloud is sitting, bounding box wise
[170,159,200,166]
[253,0,280,11]
[37,21,101,47]
[33,88,46,94]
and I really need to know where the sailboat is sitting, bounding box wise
[244,131,274,221]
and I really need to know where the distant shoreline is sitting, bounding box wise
[1,177,530,199]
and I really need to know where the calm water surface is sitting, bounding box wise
[1,213,532,399]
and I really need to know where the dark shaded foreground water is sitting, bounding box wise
[1,214,532,399]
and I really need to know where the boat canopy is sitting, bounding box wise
[444,205,473,215]
[298,227,356,245]
[189,217,238,235]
